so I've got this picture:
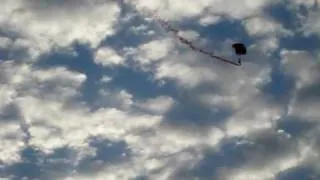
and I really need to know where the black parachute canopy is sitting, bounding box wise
[232,43,247,55]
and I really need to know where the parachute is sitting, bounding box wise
[232,43,247,55]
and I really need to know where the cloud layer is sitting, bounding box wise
[0,0,320,179]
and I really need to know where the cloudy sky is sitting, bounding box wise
[0,0,320,179]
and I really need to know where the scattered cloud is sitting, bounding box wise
[94,47,124,67]
[0,0,320,179]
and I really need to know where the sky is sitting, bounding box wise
[0,0,320,179]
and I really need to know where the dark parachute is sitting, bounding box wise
[232,43,247,55]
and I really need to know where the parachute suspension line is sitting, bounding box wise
[150,11,242,66]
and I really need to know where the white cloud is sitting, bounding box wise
[281,49,320,120]
[217,131,304,180]
[0,36,12,49]
[130,24,155,36]
[2,63,86,102]
[244,16,292,38]
[155,59,217,88]
[281,49,316,87]
[252,37,279,56]
[132,0,209,20]
[130,0,274,23]
[137,96,174,114]
[199,15,221,26]
[224,96,283,136]
[99,75,112,84]
[206,0,273,19]
[286,0,320,37]
[301,10,320,37]
[0,0,121,58]
[0,61,86,153]
[135,38,173,65]
[98,89,133,109]
[177,30,200,41]
[94,47,124,67]
[290,0,317,7]
[0,122,25,164]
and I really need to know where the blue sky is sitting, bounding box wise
[0,0,320,179]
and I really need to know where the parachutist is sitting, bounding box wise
[232,43,247,66]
